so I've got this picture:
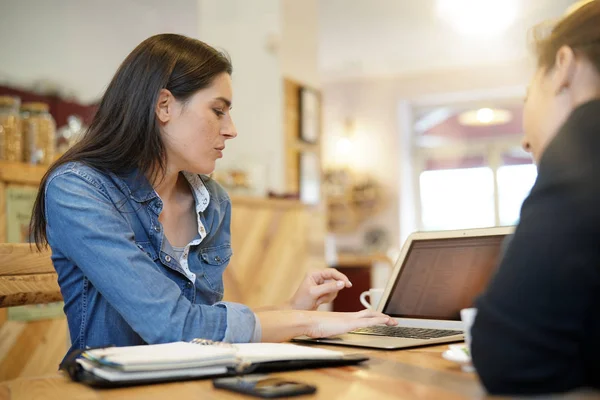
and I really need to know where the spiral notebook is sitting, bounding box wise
[61,339,368,388]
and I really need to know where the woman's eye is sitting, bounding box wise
[213,109,225,117]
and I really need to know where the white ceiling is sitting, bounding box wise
[318,0,575,81]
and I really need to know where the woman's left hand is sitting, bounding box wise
[288,269,352,311]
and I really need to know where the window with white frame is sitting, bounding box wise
[415,144,536,231]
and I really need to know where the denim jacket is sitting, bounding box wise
[44,162,257,355]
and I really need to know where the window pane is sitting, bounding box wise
[420,167,495,231]
[497,164,537,226]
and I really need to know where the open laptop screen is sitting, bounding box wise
[382,235,506,320]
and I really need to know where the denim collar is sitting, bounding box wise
[116,169,157,203]
[115,169,210,211]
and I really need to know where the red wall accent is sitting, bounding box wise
[0,86,97,129]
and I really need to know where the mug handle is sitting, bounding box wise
[360,291,371,309]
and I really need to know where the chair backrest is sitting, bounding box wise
[0,243,61,308]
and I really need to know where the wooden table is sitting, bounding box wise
[0,344,597,400]
[0,344,479,400]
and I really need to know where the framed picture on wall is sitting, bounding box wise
[299,151,321,204]
[299,87,319,144]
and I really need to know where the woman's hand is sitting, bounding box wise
[256,309,398,342]
[303,309,398,338]
[288,269,352,311]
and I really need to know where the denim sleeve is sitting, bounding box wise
[214,303,261,343]
[45,170,256,344]
[251,312,263,342]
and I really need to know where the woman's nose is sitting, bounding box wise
[521,137,532,153]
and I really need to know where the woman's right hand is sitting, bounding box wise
[303,309,398,338]
[256,309,397,342]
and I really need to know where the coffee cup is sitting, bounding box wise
[460,307,478,354]
[359,288,384,310]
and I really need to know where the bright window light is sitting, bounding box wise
[420,167,495,231]
[497,164,538,225]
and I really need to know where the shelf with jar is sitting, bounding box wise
[0,88,96,243]
[0,84,96,163]
[324,168,386,234]
[0,95,57,166]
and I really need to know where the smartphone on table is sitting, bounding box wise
[213,375,317,398]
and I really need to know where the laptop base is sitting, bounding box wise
[293,333,464,350]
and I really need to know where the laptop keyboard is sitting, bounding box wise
[350,326,462,340]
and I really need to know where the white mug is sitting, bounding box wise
[359,288,384,310]
[460,307,478,353]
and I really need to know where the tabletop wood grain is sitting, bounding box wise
[0,343,597,400]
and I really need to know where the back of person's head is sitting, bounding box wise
[521,0,600,163]
[533,0,600,73]
[31,34,232,248]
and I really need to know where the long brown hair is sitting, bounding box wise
[532,0,600,72]
[30,34,232,249]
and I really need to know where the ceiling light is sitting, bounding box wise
[436,0,518,35]
[476,108,494,123]
[458,108,513,126]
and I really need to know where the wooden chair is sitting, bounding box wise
[0,243,61,308]
[0,243,67,381]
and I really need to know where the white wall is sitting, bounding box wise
[0,0,198,103]
[0,0,294,193]
[197,0,285,193]
[322,60,532,251]
[281,0,320,88]
[318,0,573,81]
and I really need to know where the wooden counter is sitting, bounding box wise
[225,195,326,308]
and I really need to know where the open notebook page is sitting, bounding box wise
[233,343,344,363]
[83,342,345,372]
[84,342,237,371]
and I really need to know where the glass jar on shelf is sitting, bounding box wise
[0,95,23,162]
[21,102,56,165]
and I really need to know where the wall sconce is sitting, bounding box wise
[334,118,355,167]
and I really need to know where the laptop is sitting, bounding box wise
[295,226,514,350]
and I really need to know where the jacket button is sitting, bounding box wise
[214,256,221,263]
[165,255,171,262]
[154,225,161,232]
[186,282,193,287]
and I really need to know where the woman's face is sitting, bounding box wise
[158,72,237,175]
[522,65,573,164]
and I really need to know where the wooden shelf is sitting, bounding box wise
[289,141,320,152]
[231,196,305,209]
[0,161,48,186]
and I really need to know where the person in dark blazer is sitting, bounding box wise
[471,0,600,395]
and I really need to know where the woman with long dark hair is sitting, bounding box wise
[31,34,396,355]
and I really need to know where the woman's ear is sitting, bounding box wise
[552,45,576,96]
[155,89,175,123]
